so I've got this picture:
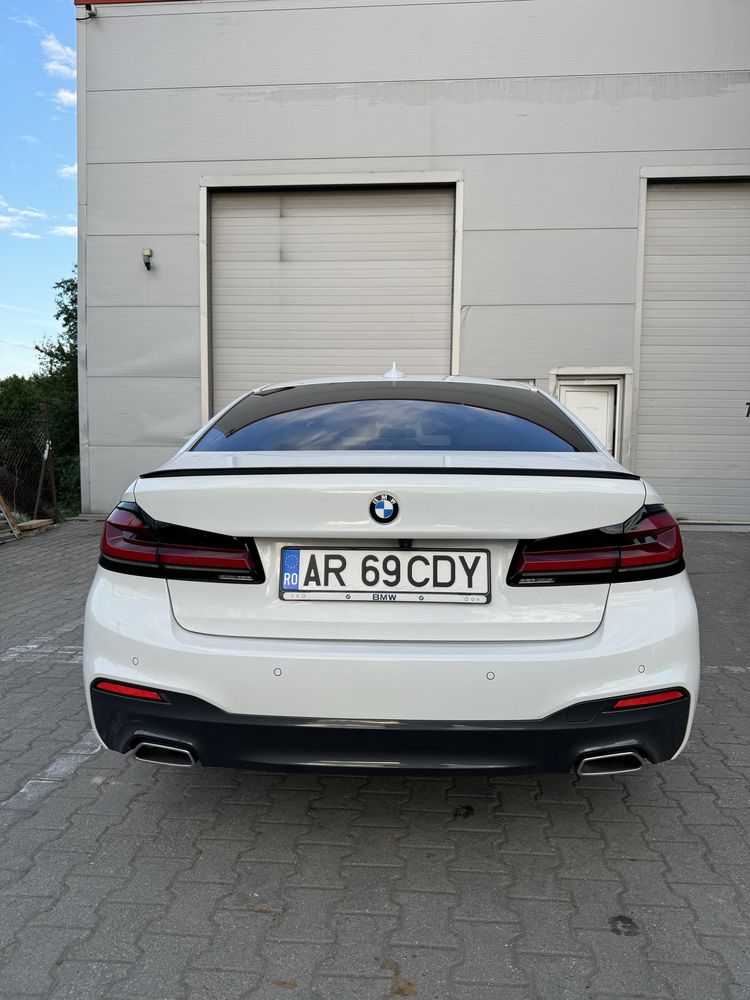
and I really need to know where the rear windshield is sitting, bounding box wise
[194,383,594,453]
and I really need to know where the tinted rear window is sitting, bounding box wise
[195,383,594,453]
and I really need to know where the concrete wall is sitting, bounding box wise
[77,0,750,512]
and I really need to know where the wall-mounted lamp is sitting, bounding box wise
[142,247,153,271]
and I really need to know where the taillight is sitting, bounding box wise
[618,507,682,571]
[99,503,262,583]
[101,505,158,564]
[508,504,684,586]
[158,542,253,573]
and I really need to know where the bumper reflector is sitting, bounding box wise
[613,690,685,710]
[95,680,163,701]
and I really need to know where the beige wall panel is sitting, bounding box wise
[458,155,642,230]
[86,307,200,378]
[87,377,202,447]
[459,304,635,378]
[87,164,203,235]
[86,152,750,238]
[89,446,179,514]
[461,229,638,305]
[86,0,750,91]
[86,74,750,164]
[86,236,199,307]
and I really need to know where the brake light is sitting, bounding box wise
[99,503,262,582]
[158,542,255,572]
[508,504,683,586]
[618,508,682,570]
[517,544,618,578]
[612,690,686,710]
[101,506,158,564]
[95,680,163,701]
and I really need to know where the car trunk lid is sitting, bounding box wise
[133,451,645,642]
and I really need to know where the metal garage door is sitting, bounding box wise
[636,180,750,522]
[210,186,455,412]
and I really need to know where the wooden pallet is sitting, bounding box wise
[18,518,54,536]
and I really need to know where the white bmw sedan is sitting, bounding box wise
[84,375,699,776]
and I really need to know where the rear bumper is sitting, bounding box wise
[90,685,691,774]
[84,568,700,729]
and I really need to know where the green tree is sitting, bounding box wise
[0,267,80,517]
[37,271,78,382]
[0,374,44,412]
[39,269,80,515]
[36,269,79,471]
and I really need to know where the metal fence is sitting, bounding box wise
[0,405,59,525]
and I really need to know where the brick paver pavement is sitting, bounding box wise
[0,520,749,1000]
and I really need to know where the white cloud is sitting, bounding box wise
[0,198,48,236]
[50,225,77,237]
[9,14,42,30]
[9,207,47,220]
[58,163,77,180]
[53,89,76,110]
[42,34,76,79]
[45,61,76,80]
[20,135,39,145]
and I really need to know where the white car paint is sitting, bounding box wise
[85,569,699,728]
[134,463,648,643]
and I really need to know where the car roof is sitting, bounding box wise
[253,374,537,396]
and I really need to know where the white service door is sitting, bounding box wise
[559,384,617,453]
[210,186,455,411]
[637,181,750,522]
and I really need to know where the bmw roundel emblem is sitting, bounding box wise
[370,493,399,524]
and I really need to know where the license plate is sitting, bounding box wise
[279,547,490,603]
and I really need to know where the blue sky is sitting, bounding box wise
[0,0,77,378]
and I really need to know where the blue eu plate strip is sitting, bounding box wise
[281,548,301,591]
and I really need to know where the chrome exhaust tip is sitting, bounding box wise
[576,750,644,777]
[131,741,195,768]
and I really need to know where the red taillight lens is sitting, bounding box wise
[509,504,683,586]
[512,544,618,579]
[101,506,158,564]
[612,690,685,710]
[100,503,261,581]
[158,542,255,573]
[95,680,163,701]
[619,508,683,571]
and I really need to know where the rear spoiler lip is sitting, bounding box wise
[139,466,641,481]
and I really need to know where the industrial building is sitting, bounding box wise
[75,0,750,520]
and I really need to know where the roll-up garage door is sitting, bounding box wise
[636,180,750,522]
[210,186,455,412]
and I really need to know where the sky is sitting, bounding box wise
[0,0,78,379]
